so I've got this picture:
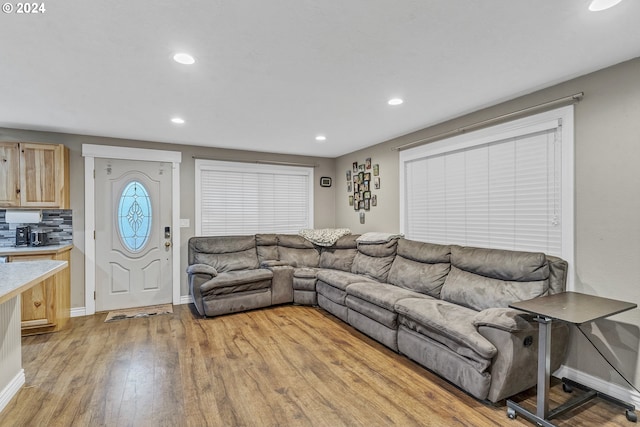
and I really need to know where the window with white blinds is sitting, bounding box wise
[400,106,574,264]
[195,160,314,236]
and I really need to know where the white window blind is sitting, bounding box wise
[195,160,314,236]
[400,106,574,263]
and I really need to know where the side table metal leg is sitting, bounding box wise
[536,316,552,420]
[506,316,556,427]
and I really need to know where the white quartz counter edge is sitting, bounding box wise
[0,260,67,305]
[0,244,73,256]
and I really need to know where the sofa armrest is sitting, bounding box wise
[474,308,569,402]
[186,263,218,278]
[187,264,218,316]
[473,307,535,333]
[260,260,291,268]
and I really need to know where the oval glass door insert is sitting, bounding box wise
[117,180,152,252]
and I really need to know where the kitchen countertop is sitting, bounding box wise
[0,243,73,256]
[0,260,68,305]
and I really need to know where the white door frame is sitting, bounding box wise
[82,144,182,315]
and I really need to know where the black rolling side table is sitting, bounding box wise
[507,291,637,426]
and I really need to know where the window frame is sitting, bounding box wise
[399,105,574,289]
[195,159,315,236]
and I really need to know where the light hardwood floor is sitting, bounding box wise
[0,304,632,426]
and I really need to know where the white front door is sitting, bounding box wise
[95,158,173,311]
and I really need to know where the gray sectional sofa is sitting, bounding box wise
[187,233,569,403]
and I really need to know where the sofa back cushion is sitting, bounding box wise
[351,239,398,282]
[547,255,568,295]
[256,233,279,263]
[440,245,550,311]
[319,234,359,272]
[387,239,451,297]
[277,235,320,267]
[189,235,258,272]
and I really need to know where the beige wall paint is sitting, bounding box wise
[336,57,640,390]
[335,143,399,234]
[0,130,336,308]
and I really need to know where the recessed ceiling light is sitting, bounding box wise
[588,0,622,11]
[388,98,404,106]
[173,53,195,65]
[315,135,327,142]
[171,117,185,124]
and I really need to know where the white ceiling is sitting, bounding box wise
[1,1,639,158]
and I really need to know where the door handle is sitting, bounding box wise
[164,241,172,248]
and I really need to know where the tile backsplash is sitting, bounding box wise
[0,210,73,247]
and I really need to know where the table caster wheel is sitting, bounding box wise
[562,382,573,393]
[626,409,637,423]
[507,407,517,420]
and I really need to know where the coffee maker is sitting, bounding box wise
[16,226,31,246]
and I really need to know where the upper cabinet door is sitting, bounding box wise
[0,142,20,206]
[19,143,62,208]
[0,141,69,209]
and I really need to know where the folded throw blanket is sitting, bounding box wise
[356,232,403,244]
[299,228,352,247]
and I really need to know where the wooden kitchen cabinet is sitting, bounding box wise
[0,141,70,209]
[0,142,20,206]
[7,247,71,336]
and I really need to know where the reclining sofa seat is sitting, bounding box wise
[394,245,569,402]
[315,235,390,322]
[345,239,451,351]
[187,233,570,404]
[290,234,359,306]
[187,235,273,316]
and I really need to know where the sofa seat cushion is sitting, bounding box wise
[293,268,318,292]
[316,269,375,291]
[293,267,318,279]
[260,260,289,268]
[200,269,273,297]
[346,296,398,328]
[346,281,432,311]
[395,298,497,365]
[317,281,348,305]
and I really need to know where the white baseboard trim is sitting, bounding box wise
[180,295,193,305]
[0,369,25,414]
[70,307,86,318]
[554,365,640,407]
